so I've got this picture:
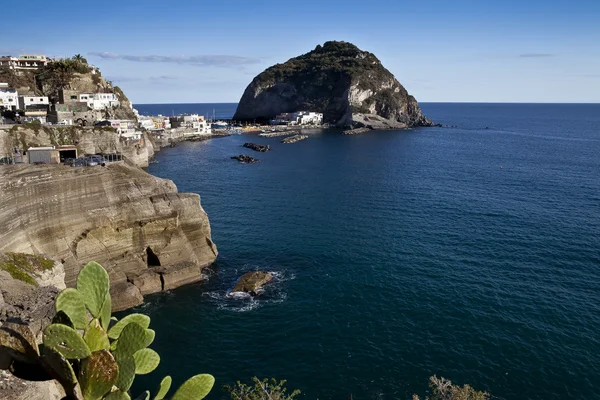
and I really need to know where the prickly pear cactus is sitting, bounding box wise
[77,261,110,318]
[56,287,88,329]
[133,348,160,375]
[1,260,215,400]
[79,350,119,400]
[108,313,151,339]
[43,323,91,359]
[154,376,172,400]
[171,374,215,400]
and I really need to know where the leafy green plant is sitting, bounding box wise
[224,377,300,400]
[0,261,215,400]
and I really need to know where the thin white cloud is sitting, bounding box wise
[518,53,554,58]
[89,52,261,67]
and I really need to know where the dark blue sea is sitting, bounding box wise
[132,103,600,400]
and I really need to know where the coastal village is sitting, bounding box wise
[0,54,325,165]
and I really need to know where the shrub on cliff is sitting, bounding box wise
[0,261,215,400]
[412,376,490,400]
[225,377,300,400]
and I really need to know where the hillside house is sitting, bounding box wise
[0,83,18,111]
[0,55,49,70]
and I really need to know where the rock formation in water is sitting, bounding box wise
[230,271,273,296]
[0,163,218,311]
[233,41,434,129]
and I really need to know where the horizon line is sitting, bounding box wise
[133,101,600,105]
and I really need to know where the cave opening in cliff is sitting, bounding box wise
[146,247,161,267]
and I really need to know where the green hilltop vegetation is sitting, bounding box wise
[0,54,130,106]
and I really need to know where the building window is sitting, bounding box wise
[70,95,77,100]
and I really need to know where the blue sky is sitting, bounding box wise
[3,0,599,103]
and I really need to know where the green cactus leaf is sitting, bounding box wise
[0,322,40,363]
[83,319,110,352]
[77,261,110,318]
[142,329,155,348]
[133,348,160,375]
[110,339,118,351]
[43,323,91,359]
[171,374,215,400]
[104,390,131,400]
[114,353,136,391]
[132,390,150,400]
[108,314,150,340]
[56,288,88,329]
[79,350,119,400]
[100,293,112,331]
[114,322,147,359]
[40,346,82,399]
[52,310,75,329]
[153,376,172,400]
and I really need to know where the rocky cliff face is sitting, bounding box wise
[0,125,155,168]
[233,41,433,129]
[0,163,218,311]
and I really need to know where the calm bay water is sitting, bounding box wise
[132,103,600,399]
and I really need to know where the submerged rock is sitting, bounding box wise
[230,271,273,296]
[243,143,270,152]
[231,154,259,164]
[233,40,434,129]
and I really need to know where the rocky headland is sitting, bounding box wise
[0,162,218,312]
[233,41,434,130]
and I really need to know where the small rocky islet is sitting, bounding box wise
[231,154,259,164]
[243,142,270,152]
[229,271,273,296]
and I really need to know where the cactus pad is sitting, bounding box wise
[114,353,136,391]
[114,322,147,358]
[133,348,160,374]
[0,322,39,364]
[79,349,119,400]
[171,374,215,400]
[83,319,110,352]
[56,288,88,329]
[143,329,155,348]
[100,294,112,331]
[43,323,91,359]
[154,376,172,400]
[77,261,110,318]
[108,314,151,340]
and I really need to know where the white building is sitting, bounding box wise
[0,55,49,70]
[88,93,120,110]
[271,111,323,126]
[138,117,155,130]
[18,96,49,110]
[0,84,18,111]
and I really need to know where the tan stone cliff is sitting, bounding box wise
[0,125,155,168]
[0,163,218,311]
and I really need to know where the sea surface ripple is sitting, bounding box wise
[131,103,600,400]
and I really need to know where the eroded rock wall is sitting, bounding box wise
[0,163,217,310]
